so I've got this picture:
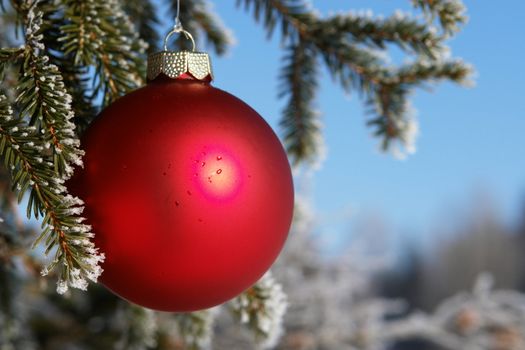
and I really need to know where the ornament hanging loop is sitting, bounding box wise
[149,0,213,82]
[163,0,196,52]
[163,26,196,52]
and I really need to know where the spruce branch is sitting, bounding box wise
[59,0,146,106]
[236,0,315,40]
[279,40,322,166]
[172,310,217,350]
[240,0,471,162]
[229,272,288,349]
[366,84,418,158]
[122,0,160,54]
[391,59,473,85]
[0,2,105,295]
[412,0,468,36]
[40,3,99,133]
[249,1,389,90]
[50,62,97,135]
[171,0,233,55]
[0,47,24,64]
[0,47,24,82]
[240,0,391,88]
[315,38,386,93]
[314,11,443,58]
[115,304,158,350]
[1,90,103,295]
[19,7,83,178]
[365,59,472,157]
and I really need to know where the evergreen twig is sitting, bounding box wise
[239,0,472,161]
[122,0,160,54]
[172,310,216,350]
[229,272,288,349]
[1,2,105,295]
[412,0,468,36]
[59,0,146,106]
[279,40,321,165]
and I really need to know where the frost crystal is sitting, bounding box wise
[230,271,288,349]
[56,279,68,294]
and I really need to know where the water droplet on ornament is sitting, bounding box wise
[201,162,206,167]
[187,190,192,196]
[168,163,172,169]
[163,172,167,176]
[216,169,222,174]
[217,156,222,161]
[194,173,199,177]
[208,177,212,183]
[248,174,252,178]
[198,218,203,223]
[201,152,206,156]
[175,201,180,207]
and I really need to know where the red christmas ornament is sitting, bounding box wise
[68,39,294,312]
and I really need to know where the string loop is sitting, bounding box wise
[163,0,196,52]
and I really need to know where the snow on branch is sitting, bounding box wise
[229,271,288,349]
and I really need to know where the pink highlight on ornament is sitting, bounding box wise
[191,146,244,201]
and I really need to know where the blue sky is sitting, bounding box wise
[173,1,525,250]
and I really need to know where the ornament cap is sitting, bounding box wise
[147,51,213,82]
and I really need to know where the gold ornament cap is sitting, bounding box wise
[148,27,213,82]
[147,50,213,81]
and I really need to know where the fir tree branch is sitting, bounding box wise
[172,310,216,350]
[59,0,146,106]
[229,272,288,349]
[49,62,97,135]
[390,59,473,85]
[366,83,418,157]
[240,0,472,161]
[0,48,24,81]
[0,48,24,64]
[18,8,83,177]
[40,3,99,134]
[412,0,468,36]
[314,11,443,58]
[115,304,158,350]
[171,0,233,55]
[236,0,315,40]
[279,40,321,165]
[122,0,160,54]
[315,39,386,92]
[1,90,102,294]
[1,3,104,295]
[1,5,24,97]
[245,0,387,88]
[365,59,472,157]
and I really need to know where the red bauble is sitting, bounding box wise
[69,73,294,312]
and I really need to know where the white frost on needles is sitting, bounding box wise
[230,271,288,349]
[25,1,105,295]
[25,3,84,176]
[174,309,218,350]
[395,111,419,160]
[387,103,419,160]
